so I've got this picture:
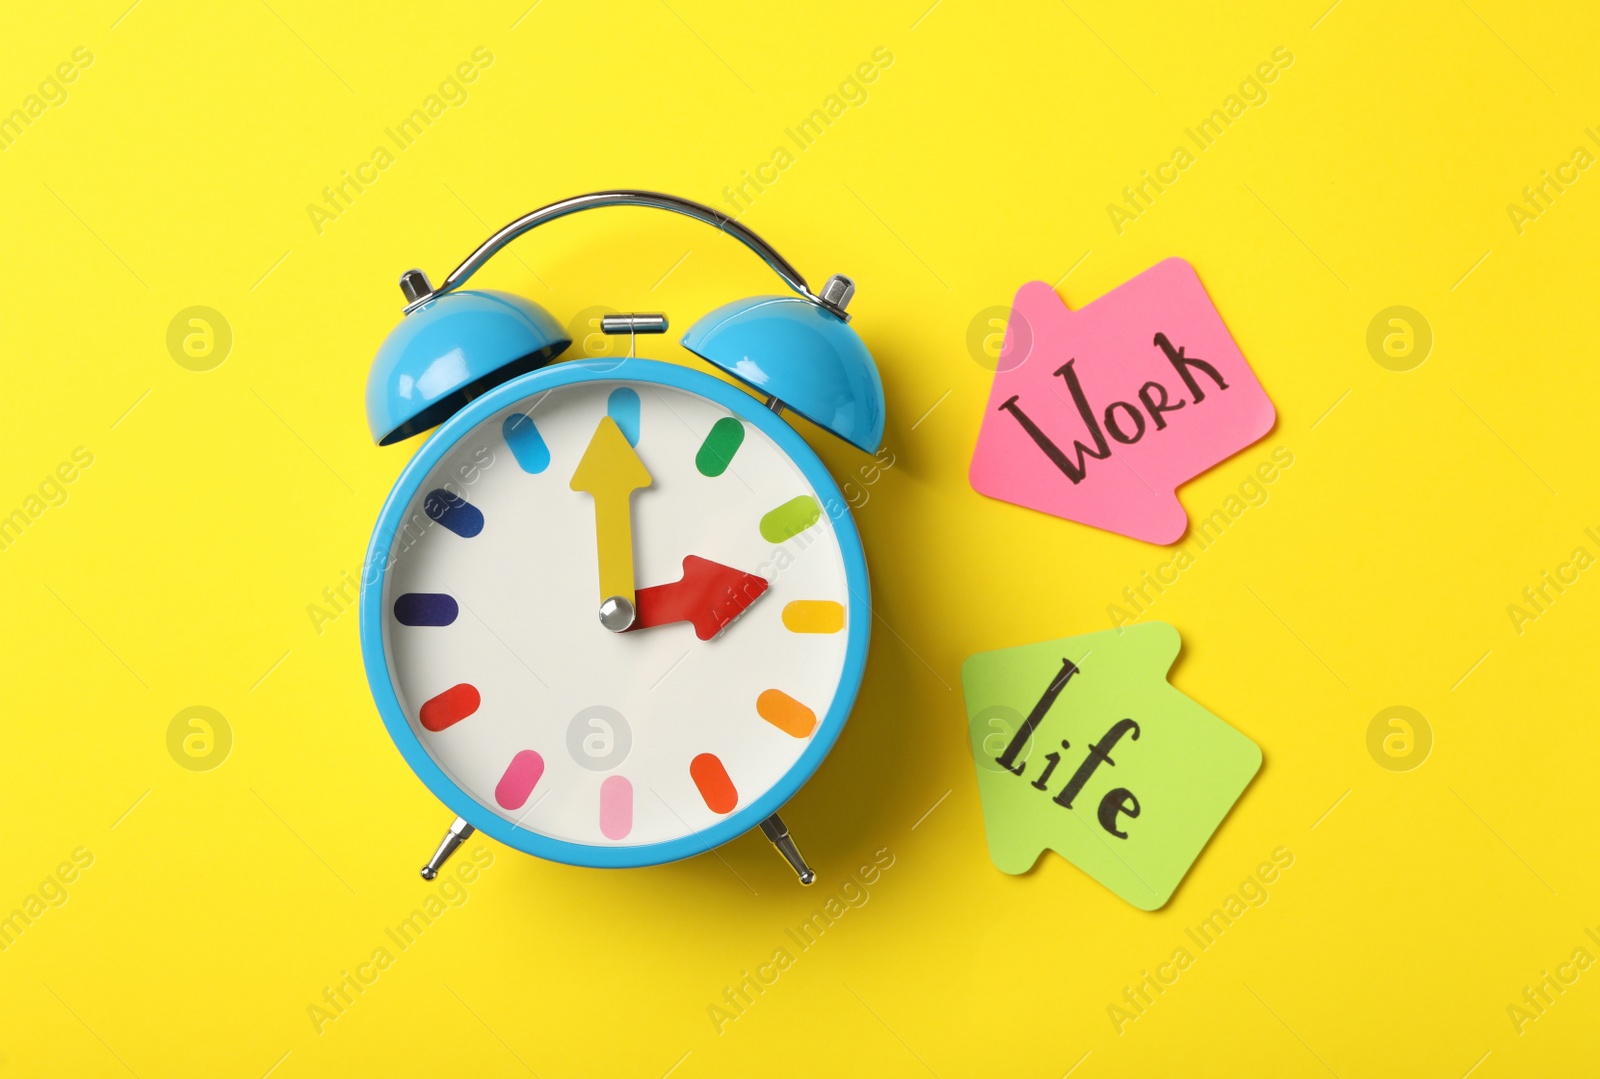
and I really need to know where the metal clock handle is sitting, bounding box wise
[420,817,475,880]
[419,813,816,885]
[398,189,856,320]
[760,813,816,885]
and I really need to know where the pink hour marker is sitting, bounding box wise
[599,775,633,840]
[495,750,544,810]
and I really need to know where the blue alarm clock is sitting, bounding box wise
[357,192,884,885]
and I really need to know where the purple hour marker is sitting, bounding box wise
[393,593,459,626]
[423,488,484,538]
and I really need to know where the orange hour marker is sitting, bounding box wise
[690,753,738,814]
[781,600,844,634]
[756,689,817,739]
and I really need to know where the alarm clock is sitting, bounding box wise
[358,191,885,885]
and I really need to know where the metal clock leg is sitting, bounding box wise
[759,813,816,885]
[420,816,476,880]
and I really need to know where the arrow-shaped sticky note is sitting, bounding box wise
[962,622,1261,909]
[969,258,1275,544]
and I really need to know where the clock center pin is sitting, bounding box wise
[599,595,636,632]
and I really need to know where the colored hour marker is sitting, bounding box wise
[503,413,550,474]
[393,592,458,626]
[759,495,821,543]
[690,753,738,814]
[495,750,545,810]
[423,488,484,538]
[607,387,641,446]
[599,775,633,840]
[695,417,745,477]
[782,600,844,634]
[756,689,818,739]
[419,683,480,732]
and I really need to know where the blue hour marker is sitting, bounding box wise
[607,387,640,446]
[394,593,458,626]
[423,488,484,538]
[503,413,551,474]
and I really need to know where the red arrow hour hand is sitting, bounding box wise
[627,556,770,641]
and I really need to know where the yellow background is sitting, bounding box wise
[3,0,1597,1075]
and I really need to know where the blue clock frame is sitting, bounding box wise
[359,357,872,868]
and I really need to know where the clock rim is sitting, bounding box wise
[359,357,872,867]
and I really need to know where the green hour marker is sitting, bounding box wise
[760,495,821,543]
[695,417,745,477]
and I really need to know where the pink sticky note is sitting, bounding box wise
[969,258,1275,544]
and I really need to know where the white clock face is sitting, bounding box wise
[378,376,854,847]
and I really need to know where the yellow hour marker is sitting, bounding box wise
[782,600,844,634]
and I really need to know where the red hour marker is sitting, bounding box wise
[690,753,738,814]
[419,683,480,732]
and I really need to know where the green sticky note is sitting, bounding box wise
[962,622,1261,910]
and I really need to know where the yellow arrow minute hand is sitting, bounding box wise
[569,416,653,629]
